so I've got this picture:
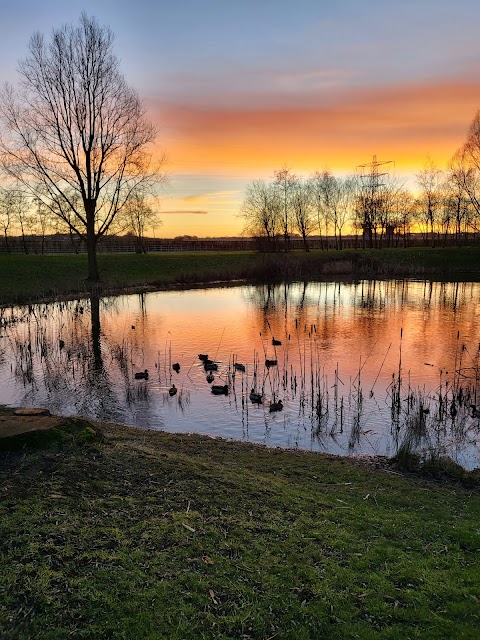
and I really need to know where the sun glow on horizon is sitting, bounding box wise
[150,75,480,236]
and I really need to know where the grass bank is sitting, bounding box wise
[0,414,479,639]
[1,246,480,305]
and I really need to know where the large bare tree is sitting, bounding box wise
[0,13,160,281]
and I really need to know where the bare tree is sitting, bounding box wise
[309,171,330,249]
[14,191,33,254]
[291,179,314,252]
[416,158,443,247]
[240,180,281,251]
[32,197,53,254]
[0,186,19,252]
[273,167,297,252]
[123,189,162,253]
[313,171,355,249]
[461,110,480,221]
[0,13,161,281]
[375,175,405,247]
[391,189,415,248]
[452,121,480,236]
[353,169,383,249]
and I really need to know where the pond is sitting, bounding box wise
[1,279,480,468]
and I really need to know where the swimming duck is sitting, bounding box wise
[470,405,480,418]
[198,354,209,361]
[272,338,282,346]
[204,362,218,372]
[234,363,246,372]
[169,384,177,396]
[265,359,278,368]
[134,369,149,380]
[172,363,180,373]
[249,389,263,404]
[269,399,283,412]
[211,384,228,395]
[206,371,214,383]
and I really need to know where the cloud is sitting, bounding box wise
[182,190,241,203]
[150,78,480,173]
[160,210,208,215]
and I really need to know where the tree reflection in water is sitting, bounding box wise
[0,280,480,468]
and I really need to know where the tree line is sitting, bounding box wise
[0,185,161,255]
[240,115,480,251]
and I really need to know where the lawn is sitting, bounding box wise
[0,416,479,639]
[1,246,480,306]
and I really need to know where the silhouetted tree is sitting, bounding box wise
[240,180,281,251]
[308,172,329,249]
[122,189,162,253]
[416,158,443,247]
[0,13,162,281]
[273,167,297,252]
[313,171,354,249]
[291,179,314,251]
[0,186,18,252]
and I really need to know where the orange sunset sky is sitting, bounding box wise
[2,0,480,236]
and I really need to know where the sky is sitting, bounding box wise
[1,0,480,237]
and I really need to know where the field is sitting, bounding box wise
[0,246,480,305]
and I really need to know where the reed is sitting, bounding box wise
[3,293,480,470]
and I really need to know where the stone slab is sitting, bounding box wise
[0,415,63,439]
[13,408,51,417]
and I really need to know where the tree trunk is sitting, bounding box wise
[302,231,309,252]
[90,293,103,373]
[21,231,29,254]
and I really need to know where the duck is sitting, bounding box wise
[206,371,214,383]
[269,399,283,412]
[172,363,180,373]
[249,389,263,404]
[211,384,228,395]
[265,359,278,368]
[272,338,282,346]
[204,362,218,372]
[470,405,480,419]
[169,384,177,396]
[134,369,149,380]
[198,354,209,361]
[234,363,246,372]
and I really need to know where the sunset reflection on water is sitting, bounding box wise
[1,280,479,468]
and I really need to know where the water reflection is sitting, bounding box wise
[0,280,479,468]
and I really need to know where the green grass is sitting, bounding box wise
[1,247,480,305]
[0,416,479,639]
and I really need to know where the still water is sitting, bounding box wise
[1,280,480,468]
